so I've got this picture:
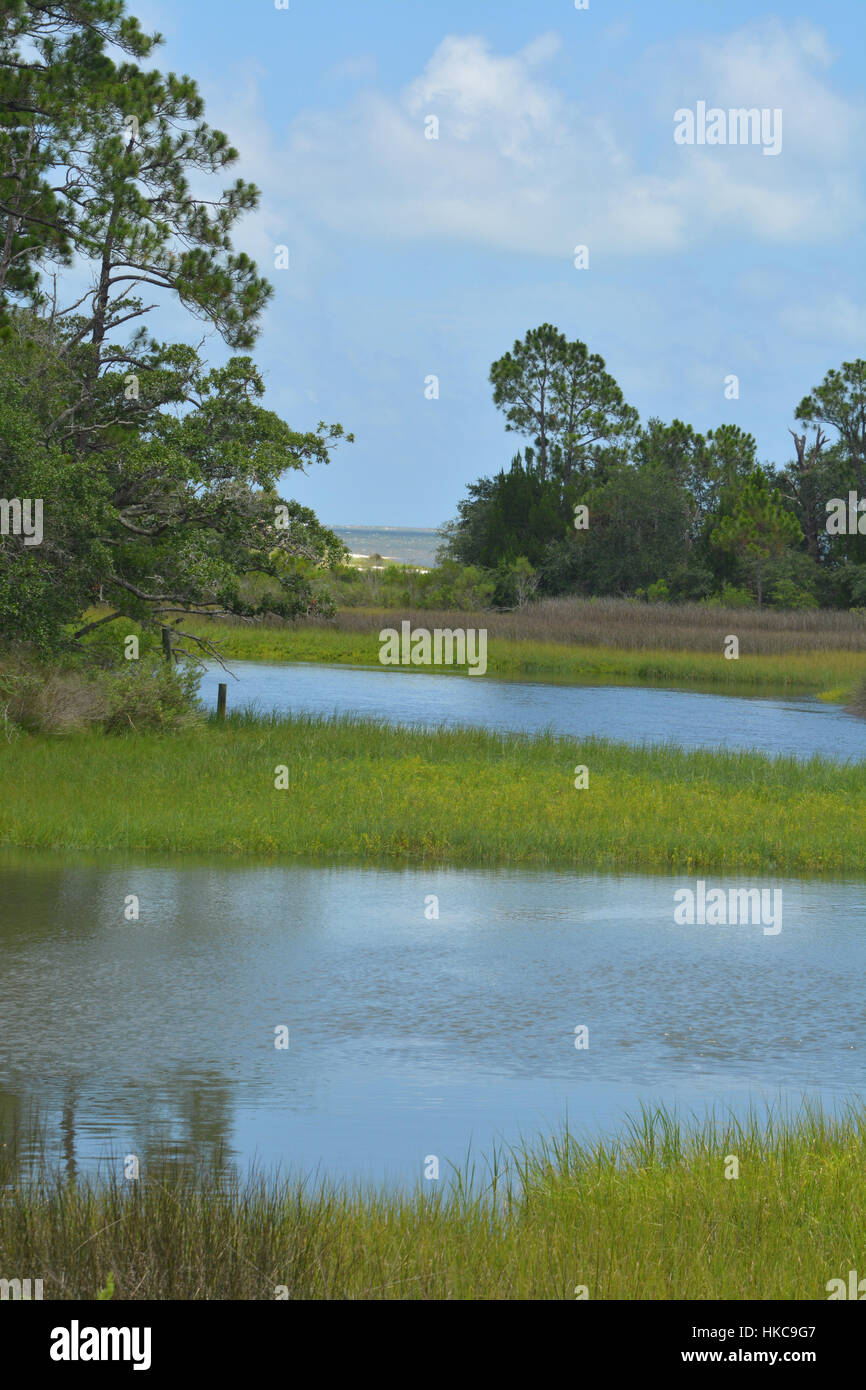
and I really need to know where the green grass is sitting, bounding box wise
[1,714,863,873]
[176,621,866,699]
[72,597,866,697]
[3,1105,864,1299]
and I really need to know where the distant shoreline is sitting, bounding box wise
[329,524,441,568]
[327,524,439,532]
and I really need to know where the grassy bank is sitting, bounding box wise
[321,595,866,655]
[71,595,866,696]
[178,620,866,697]
[1,714,863,873]
[3,1106,864,1299]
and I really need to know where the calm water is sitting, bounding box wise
[198,660,866,762]
[2,857,864,1186]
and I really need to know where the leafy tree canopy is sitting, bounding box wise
[0,1,352,656]
[489,324,638,484]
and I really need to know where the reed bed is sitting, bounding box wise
[69,601,866,695]
[2,1105,864,1299]
[1,715,862,873]
[330,597,866,653]
[179,622,866,697]
[192,595,866,653]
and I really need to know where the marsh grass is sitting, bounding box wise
[1,713,863,872]
[74,600,866,696]
[323,596,866,655]
[183,595,866,654]
[178,616,866,697]
[2,1104,864,1299]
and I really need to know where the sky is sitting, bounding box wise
[124,0,865,529]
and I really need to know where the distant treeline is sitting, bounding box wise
[436,325,866,611]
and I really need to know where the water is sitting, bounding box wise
[328,526,440,567]
[6,667,864,1186]
[2,856,864,1186]
[198,660,866,763]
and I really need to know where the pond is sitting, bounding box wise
[2,855,863,1186]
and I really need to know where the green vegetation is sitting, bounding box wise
[4,1,864,1313]
[442,324,866,612]
[710,468,803,608]
[1,714,863,873]
[0,1,351,659]
[3,1105,865,1299]
[325,557,496,609]
[0,639,199,733]
[173,619,866,698]
[57,588,866,705]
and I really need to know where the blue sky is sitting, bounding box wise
[128,1,865,528]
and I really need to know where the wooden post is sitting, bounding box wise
[217,682,227,720]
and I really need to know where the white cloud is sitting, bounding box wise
[280,33,684,256]
[779,295,866,345]
[210,21,865,264]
